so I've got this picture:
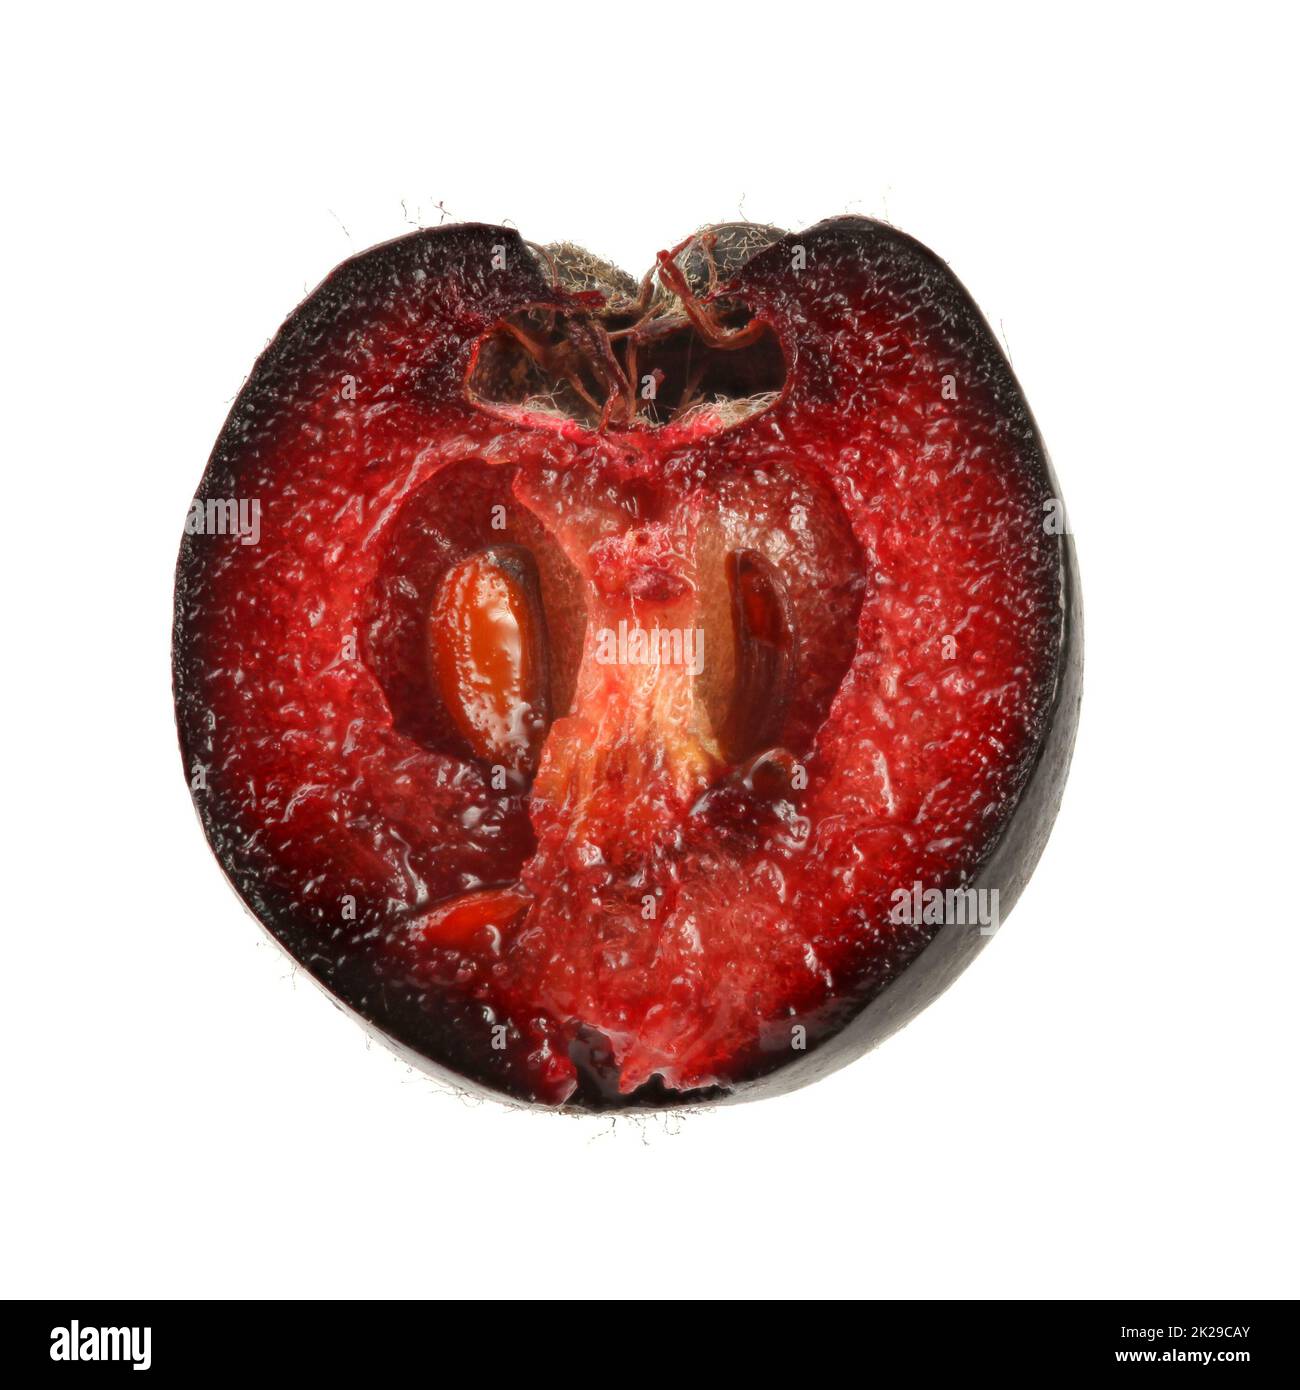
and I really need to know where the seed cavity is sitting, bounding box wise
[431,546,550,774]
[719,550,794,763]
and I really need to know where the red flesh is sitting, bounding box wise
[174,220,1065,1106]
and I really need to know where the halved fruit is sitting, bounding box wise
[174,217,1080,1109]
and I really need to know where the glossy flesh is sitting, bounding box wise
[173,218,1077,1108]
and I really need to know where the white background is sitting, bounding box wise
[3,2,1296,1300]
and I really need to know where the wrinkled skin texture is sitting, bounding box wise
[173,218,1075,1108]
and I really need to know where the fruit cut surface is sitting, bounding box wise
[174,218,1079,1108]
